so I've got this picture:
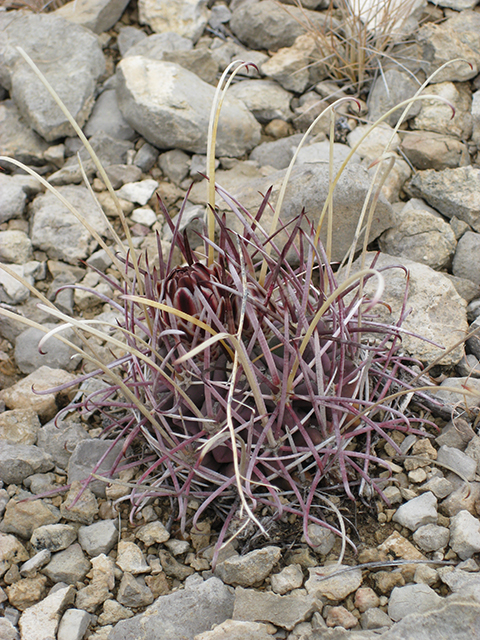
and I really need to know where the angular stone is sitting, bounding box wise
[453,231,480,285]
[388,584,443,621]
[135,521,170,546]
[449,510,480,560]
[14,325,79,375]
[0,533,29,579]
[0,443,55,484]
[30,186,109,265]
[437,446,477,482]
[57,608,92,640]
[305,565,363,600]
[368,68,421,126]
[0,230,33,265]
[97,599,133,626]
[249,133,307,170]
[116,541,150,575]
[75,583,111,613]
[0,499,61,539]
[393,492,437,532]
[406,167,480,233]
[78,519,118,557]
[54,0,130,34]
[6,575,49,612]
[0,173,27,224]
[194,620,274,640]
[116,573,154,609]
[0,99,48,167]
[36,418,90,471]
[84,89,135,141]
[67,439,126,498]
[325,605,358,629]
[116,58,261,157]
[0,408,40,446]
[0,12,105,141]
[18,585,75,640]
[230,0,328,52]
[60,482,99,525]
[20,549,51,578]
[413,524,450,553]
[436,377,480,410]
[123,31,193,60]
[270,564,304,595]
[378,200,456,271]
[215,546,281,587]
[412,82,472,139]
[43,543,91,584]
[400,131,469,170]
[341,252,468,365]
[233,587,317,631]
[109,576,234,640]
[228,79,293,124]
[138,0,209,43]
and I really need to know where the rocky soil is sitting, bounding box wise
[2,0,480,639]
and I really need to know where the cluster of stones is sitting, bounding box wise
[2,0,480,638]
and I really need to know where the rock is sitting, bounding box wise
[84,89,135,140]
[304,523,336,555]
[135,521,170,546]
[0,100,48,168]
[19,549,51,578]
[158,149,191,184]
[368,68,421,126]
[158,550,194,580]
[57,608,92,640]
[360,607,393,630]
[116,179,158,205]
[134,142,159,172]
[249,133,307,170]
[0,174,27,224]
[415,21,478,83]
[0,442,54,485]
[116,541,150,575]
[412,82,472,139]
[292,92,330,136]
[0,366,75,421]
[0,534,29,578]
[261,34,326,93]
[453,232,480,285]
[271,564,304,594]
[0,498,61,539]
[384,599,480,640]
[54,0,130,34]
[75,582,111,613]
[78,519,118,557]
[117,25,147,56]
[0,230,32,265]
[466,437,480,475]
[123,31,193,60]
[406,166,480,233]
[378,531,425,561]
[230,0,328,51]
[347,123,401,161]
[0,618,19,640]
[388,584,443,621]
[441,482,480,518]
[30,186,108,265]
[97,599,133,625]
[48,131,133,185]
[393,491,437,532]
[6,575,49,611]
[400,131,469,170]
[436,418,475,451]
[305,565,363,600]
[43,543,91,585]
[341,252,468,366]
[67,439,126,498]
[437,446,477,482]
[116,57,261,157]
[212,163,394,264]
[36,418,90,471]
[233,587,317,631]
[228,79,293,123]
[372,570,405,595]
[413,524,450,552]
[449,510,480,559]
[0,408,40,446]
[162,46,218,85]
[0,11,105,141]
[467,318,480,359]
[436,377,480,409]
[138,0,209,43]
[18,585,75,640]
[14,324,79,375]
[194,620,274,640]
[60,483,99,525]
[378,200,456,270]
[116,573,154,608]
[109,576,234,640]
[0,261,38,305]
[30,524,76,555]
[354,587,380,612]
[214,546,281,587]
[325,606,358,629]
[296,141,361,166]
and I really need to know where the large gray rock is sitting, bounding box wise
[400,131,469,171]
[19,585,75,640]
[341,252,468,366]
[228,79,293,123]
[392,492,437,532]
[84,90,135,140]
[123,31,193,59]
[138,0,209,43]
[116,57,261,157]
[233,587,317,630]
[250,133,309,170]
[0,443,54,485]
[412,82,472,139]
[368,68,421,126]
[54,0,131,34]
[0,100,48,167]
[406,167,480,233]
[67,438,126,498]
[14,324,79,375]
[453,232,480,285]
[203,162,394,264]
[30,185,108,265]
[0,173,27,224]
[42,543,91,584]
[230,0,329,51]
[36,418,90,471]
[215,546,281,587]
[0,11,105,141]
[388,584,443,621]
[109,575,234,640]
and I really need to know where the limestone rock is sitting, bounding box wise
[214,546,281,587]
[0,100,48,167]
[116,57,261,157]
[0,442,54,485]
[305,565,363,600]
[228,79,293,123]
[400,130,469,170]
[54,0,131,34]
[412,82,472,139]
[0,11,105,140]
[233,587,317,630]
[18,585,75,640]
[138,0,209,43]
